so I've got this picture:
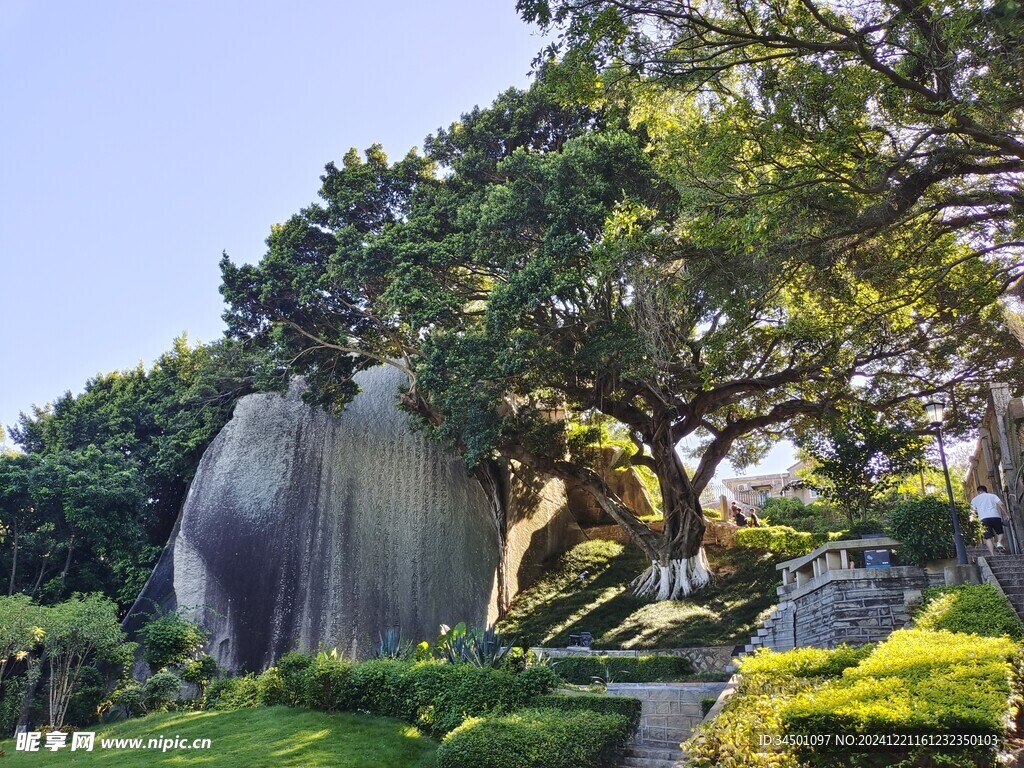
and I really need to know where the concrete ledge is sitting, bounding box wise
[777,537,901,574]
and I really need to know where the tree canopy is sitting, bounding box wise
[518,0,1024,292]
[1,337,273,607]
[796,404,930,521]
[222,73,1020,599]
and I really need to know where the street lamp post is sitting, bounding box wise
[923,399,969,566]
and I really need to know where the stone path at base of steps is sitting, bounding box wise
[607,681,730,768]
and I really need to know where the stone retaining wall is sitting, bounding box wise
[761,567,929,650]
[531,645,735,673]
[579,520,738,549]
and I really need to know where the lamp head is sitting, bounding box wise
[923,399,946,427]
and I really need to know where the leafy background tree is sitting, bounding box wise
[1,336,274,608]
[222,72,1021,600]
[518,0,1024,291]
[797,405,931,522]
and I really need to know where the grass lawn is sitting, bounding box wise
[498,540,784,649]
[0,707,436,767]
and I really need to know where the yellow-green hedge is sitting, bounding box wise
[436,707,631,768]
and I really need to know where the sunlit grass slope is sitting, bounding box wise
[0,707,436,768]
[498,540,783,649]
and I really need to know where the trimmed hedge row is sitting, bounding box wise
[207,654,561,737]
[915,584,1024,639]
[782,629,1017,738]
[552,654,694,684]
[687,645,860,767]
[534,693,642,729]
[739,644,873,682]
[689,631,1020,768]
[436,707,632,768]
[206,652,643,767]
[735,526,831,556]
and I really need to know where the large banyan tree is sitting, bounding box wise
[222,74,1021,600]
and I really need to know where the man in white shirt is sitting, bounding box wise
[971,485,1008,556]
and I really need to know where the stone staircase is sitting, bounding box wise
[611,682,728,768]
[741,604,784,656]
[979,551,1024,620]
[620,744,686,768]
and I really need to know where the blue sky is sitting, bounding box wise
[1,0,541,436]
[0,1,795,474]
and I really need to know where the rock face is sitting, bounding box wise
[130,367,512,671]
[127,367,593,672]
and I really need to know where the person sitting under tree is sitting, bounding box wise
[971,485,1009,556]
[731,503,747,527]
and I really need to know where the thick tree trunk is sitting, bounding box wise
[473,459,511,618]
[631,417,710,599]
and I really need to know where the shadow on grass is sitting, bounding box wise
[499,542,784,649]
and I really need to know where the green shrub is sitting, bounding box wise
[700,697,717,717]
[688,677,809,768]
[436,708,631,768]
[254,667,287,706]
[346,659,420,721]
[181,655,218,693]
[113,670,184,718]
[276,650,315,706]
[0,675,26,735]
[534,694,641,729]
[885,497,980,566]
[552,654,694,684]
[834,519,887,541]
[204,673,263,710]
[739,644,873,683]
[915,584,1024,639]
[736,526,827,556]
[780,629,1016,766]
[300,653,353,712]
[411,661,559,735]
[143,670,183,712]
[138,612,208,672]
[265,653,560,736]
[761,499,845,534]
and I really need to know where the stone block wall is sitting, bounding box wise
[759,567,929,650]
[605,682,729,748]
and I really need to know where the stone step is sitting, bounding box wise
[626,745,684,759]
[988,574,1024,583]
[619,757,678,768]
[630,741,687,755]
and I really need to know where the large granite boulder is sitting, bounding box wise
[126,367,585,672]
